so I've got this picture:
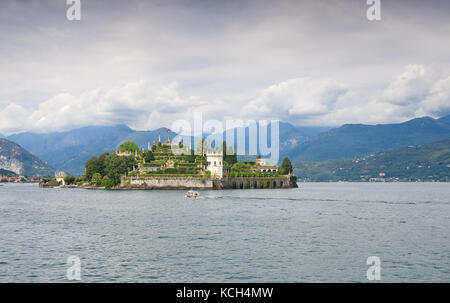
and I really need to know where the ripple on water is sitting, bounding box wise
[0,183,449,282]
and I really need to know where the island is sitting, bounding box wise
[40,137,298,190]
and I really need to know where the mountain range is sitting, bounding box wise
[288,115,450,162]
[2,114,450,176]
[0,139,54,176]
[295,139,450,182]
[7,125,177,176]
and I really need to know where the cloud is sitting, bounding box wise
[382,64,429,106]
[1,64,449,135]
[243,77,347,121]
[242,64,450,126]
[0,81,205,135]
[417,76,450,116]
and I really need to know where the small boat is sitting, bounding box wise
[185,190,200,198]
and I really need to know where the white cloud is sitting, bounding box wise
[243,65,450,126]
[1,64,449,135]
[382,64,429,106]
[416,76,450,116]
[0,81,204,135]
[243,77,347,121]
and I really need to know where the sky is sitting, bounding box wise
[0,0,449,135]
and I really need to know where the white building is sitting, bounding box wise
[206,152,223,179]
[256,157,266,166]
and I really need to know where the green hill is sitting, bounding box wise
[295,139,450,182]
[0,139,55,176]
[292,117,450,162]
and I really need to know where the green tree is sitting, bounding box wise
[75,175,87,184]
[280,157,293,174]
[187,148,196,163]
[196,138,207,156]
[222,142,237,165]
[101,178,115,189]
[142,150,155,162]
[119,141,138,153]
[104,153,136,185]
[64,175,76,185]
[91,173,102,186]
[85,154,107,180]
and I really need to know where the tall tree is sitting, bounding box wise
[280,157,293,174]
[85,153,107,180]
[196,138,207,155]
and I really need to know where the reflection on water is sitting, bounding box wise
[0,182,449,282]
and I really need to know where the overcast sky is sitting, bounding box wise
[0,0,449,135]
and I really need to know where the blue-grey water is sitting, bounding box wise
[0,182,449,282]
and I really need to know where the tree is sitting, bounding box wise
[91,173,102,186]
[104,153,136,185]
[64,175,76,185]
[187,148,196,163]
[75,175,87,184]
[142,150,154,162]
[280,157,293,174]
[119,141,138,153]
[196,138,207,155]
[222,141,237,165]
[101,178,115,189]
[85,154,107,180]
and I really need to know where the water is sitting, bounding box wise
[0,182,449,282]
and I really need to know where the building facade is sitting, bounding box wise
[206,152,223,179]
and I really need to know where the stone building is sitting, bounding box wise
[206,151,223,179]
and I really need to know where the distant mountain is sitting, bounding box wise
[7,125,178,176]
[439,114,450,125]
[291,117,450,162]
[6,115,448,176]
[295,139,450,182]
[0,168,17,176]
[6,121,326,175]
[0,139,54,176]
[216,122,330,161]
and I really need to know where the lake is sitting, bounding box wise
[0,182,449,282]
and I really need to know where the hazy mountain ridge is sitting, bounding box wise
[438,114,450,125]
[4,115,450,176]
[0,139,54,176]
[292,116,450,162]
[295,139,450,182]
[7,125,177,176]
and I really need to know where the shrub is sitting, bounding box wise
[101,178,115,189]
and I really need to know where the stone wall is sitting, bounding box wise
[121,175,297,190]
[216,176,297,189]
[121,176,213,189]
